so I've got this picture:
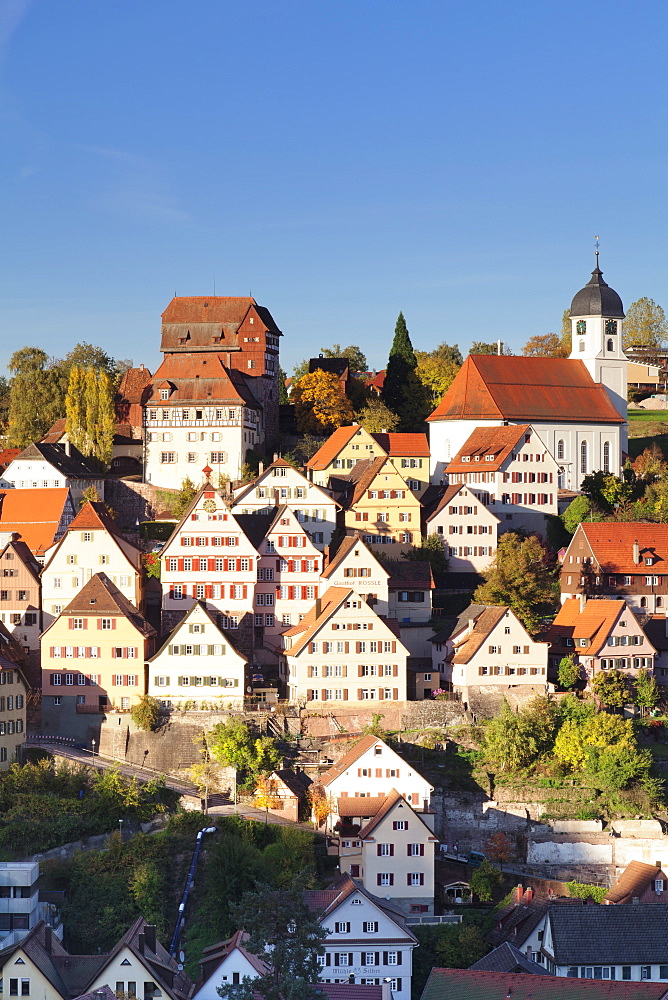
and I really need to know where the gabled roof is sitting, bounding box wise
[146,355,260,407]
[358,789,437,840]
[447,424,532,473]
[370,432,430,457]
[161,296,280,332]
[115,366,153,403]
[421,968,668,1000]
[0,920,71,999]
[66,501,133,542]
[309,357,349,377]
[233,461,340,507]
[427,355,624,424]
[39,420,66,444]
[337,795,387,817]
[0,488,73,557]
[282,587,353,655]
[547,901,668,964]
[421,483,501,524]
[468,940,552,975]
[9,443,101,478]
[148,601,246,663]
[302,872,416,933]
[429,603,489,645]
[305,427,361,470]
[233,511,280,550]
[0,538,41,581]
[603,860,668,904]
[51,574,155,638]
[321,536,388,581]
[320,735,382,786]
[0,448,22,468]
[546,598,647,657]
[272,767,312,797]
[197,929,271,983]
[450,606,509,663]
[573,522,668,574]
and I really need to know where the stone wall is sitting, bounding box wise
[105,479,166,529]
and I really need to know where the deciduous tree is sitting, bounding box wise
[415,352,460,403]
[634,668,660,713]
[591,669,633,709]
[255,776,282,823]
[319,344,368,375]
[554,712,635,770]
[208,719,281,790]
[292,371,353,434]
[522,333,569,357]
[6,347,66,447]
[558,655,580,690]
[469,861,503,902]
[65,366,115,466]
[469,341,511,355]
[623,297,668,353]
[307,783,333,829]
[473,532,557,632]
[356,398,399,433]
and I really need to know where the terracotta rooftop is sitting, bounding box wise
[282,586,352,655]
[371,432,430,457]
[306,426,362,470]
[147,355,260,406]
[451,605,509,664]
[603,860,668,905]
[427,355,624,424]
[66,501,127,538]
[421,969,668,1000]
[421,483,501,524]
[162,296,277,328]
[321,536,387,580]
[337,795,387,819]
[115,365,153,403]
[572,522,668,574]
[387,562,434,590]
[0,488,72,557]
[546,598,644,657]
[447,423,533,472]
[0,448,22,469]
[320,735,382,787]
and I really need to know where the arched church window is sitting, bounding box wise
[579,341,585,352]
[580,440,588,475]
[557,440,565,461]
[640,597,648,609]
[603,441,610,474]
[607,339,614,352]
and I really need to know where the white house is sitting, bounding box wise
[321,537,390,617]
[320,736,433,820]
[232,459,340,551]
[3,443,105,502]
[41,501,144,625]
[192,931,271,1000]
[427,259,628,488]
[422,483,499,576]
[147,601,247,709]
[337,789,438,916]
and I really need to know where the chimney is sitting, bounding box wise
[497,339,502,356]
[64,441,71,457]
[273,453,279,462]
[634,539,640,564]
[144,925,157,953]
[515,885,524,904]
[579,593,586,613]
[43,925,52,953]
[137,933,145,955]
[524,887,533,905]
[258,461,264,476]
[468,618,475,635]
[139,363,145,370]
[323,544,330,568]
[315,597,322,618]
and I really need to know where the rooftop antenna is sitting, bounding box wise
[594,234,600,268]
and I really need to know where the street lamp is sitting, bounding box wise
[118,819,124,843]
[91,739,96,759]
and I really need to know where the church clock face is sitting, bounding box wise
[576,320,586,334]
[605,319,618,336]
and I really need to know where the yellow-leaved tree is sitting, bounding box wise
[291,370,353,433]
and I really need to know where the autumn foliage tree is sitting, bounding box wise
[623,297,668,352]
[473,532,557,632]
[522,332,570,357]
[291,370,353,433]
[65,365,115,466]
[307,783,333,828]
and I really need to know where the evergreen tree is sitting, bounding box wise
[278,366,289,404]
[382,313,429,430]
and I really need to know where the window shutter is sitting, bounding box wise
[50,647,54,657]
[345,642,349,653]
[302,559,307,572]
[343,689,348,700]
[396,952,402,965]
[358,664,364,677]
[357,768,362,777]
[122,648,128,659]
[86,648,91,657]
[123,675,129,686]
[342,666,347,677]
[393,688,399,700]
[377,874,382,884]
[375,768,382,778]
[205,585,213,599]
[208,558,215,572]
[375,952,380,964]
[72,648,78,659]
[112,648,116,659]
[168,588,174,600]
[391,641,396,652]
[243,585,247,599]
[420,873,424,885]
[178,559,184,572]
[321,689,326,701]
[165,676,170,686]
[406,874,411,886]
[377,845,382,856]
[68,618,74,630]
[420,844,424,856]
[83,619,87,630]
[383,953,388,965]
[308,666,313,678]
[112,619,116,629]
[358,689,363,700]
[356,641,361,654]
[393,664,398,676]
[390,844,394,856]
[378,689,384,700]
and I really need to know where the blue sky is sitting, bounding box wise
[1,0,667,376]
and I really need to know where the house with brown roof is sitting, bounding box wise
[321,536,391,615]
[445,424,559,535]
[143,296,282,488]
[232,459,340,551]
[0,489,75,563]
[430,603,548,701]
[306,427,430,496]
[0,917,192,1000]
[41,574,156,739]
[560,523,668,614]
[252,767,312,823]
[420,968,668,999]
[281,589,409,706]
[428,260,628,489]
[320,736,433,820]
[603,861,668,905]
[2,443,105,502]
[41,502,144,626]
[422,483,499,578]
[337,458,423,556]
[546,598,656,688]
[191,930,271,1000]
[0,537,42,676]
[336,789,438,915]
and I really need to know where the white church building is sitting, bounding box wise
[428,256,628,491]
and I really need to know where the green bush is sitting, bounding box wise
[131,695,161,732]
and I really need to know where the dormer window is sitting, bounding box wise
[462,456,471,463]
[474,456,480,462]
[485,454,494,461]
[160,389,169,400]
[646,558,654,566]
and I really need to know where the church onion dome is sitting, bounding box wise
[570,257,624,317]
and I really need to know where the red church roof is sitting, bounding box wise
[427,355,624,424]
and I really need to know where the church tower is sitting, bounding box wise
[569,254,628,451]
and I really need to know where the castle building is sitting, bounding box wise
[427,258,628,490]
[143,297,281,488]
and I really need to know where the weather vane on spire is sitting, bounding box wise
[594,235,600,265]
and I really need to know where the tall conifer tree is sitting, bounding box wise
[382,312,429,429]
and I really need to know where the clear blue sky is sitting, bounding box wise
[2,0,667,377]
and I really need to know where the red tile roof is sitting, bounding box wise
[427,355,624,424]
[162,296,259,324]
[371,432,430,457]
[115,366,153,402]
[306,426,362,470]
[421,969,668,1000]
[0,449,21,470]
[546,598,644,657]
[603,860,668,904]
[574,522,668,574]
[337,795,386,818]
[320,735,381,786]
[147,355,259,406]
[447,424,531,472]
[283,587,354,656]
[0,488,72,556]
